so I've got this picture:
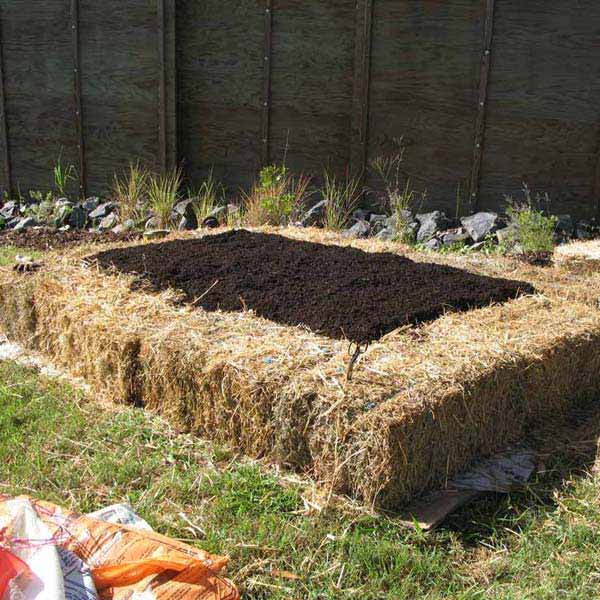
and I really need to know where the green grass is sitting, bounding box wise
[0,245,43,266]
[1,360,600,599]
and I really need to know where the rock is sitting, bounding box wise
[202,216,220,229]
[575,220,595,240]
[99,212,119,230]
[467,241,486,252]
[0,200,18,220]
[143,229,170,240]
[440,227,471,247]
[206,205,227,222]
[111,219,136,234]
[555,214,575,241]
[53,204,73,228]
[14,216,38,231]
[6,217,20,229]
[351,209,371,224]
[496,224,519,246]
[82,197,100,213]
[145,216,161,231]
[174,200,198,230]
[68,206,87,229]
[424,237,442,251]
[369,214,388,236]
[460,212,500,243]
[375,227,395,241]
[89,202,116,220]
[299,200,326,227]
[415,211,451,243]
[342,219,370,239]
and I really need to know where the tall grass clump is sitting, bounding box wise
[53,155,77,197]
[191,169,226,225]
[321,170,362,231]
[505,184,558,255]
[147,167,182,228]
[112,162,149,223]
[243,165,311,226]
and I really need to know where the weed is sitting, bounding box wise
[321,169,362,231]
[191,169,226,226]
[112,162,149,223]
[147,167,183,228]
[243,165,311,226]
[505,185,557,255]
[53,156,77,197]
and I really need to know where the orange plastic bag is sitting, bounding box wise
[2,496,239,600]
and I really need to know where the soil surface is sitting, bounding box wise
[0,228,141,251]
[90,230,535,342]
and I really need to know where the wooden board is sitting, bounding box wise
[478,1,600,219]
[176,0,264,194]
[0,0,79,196]
[269,0,355,178]
[367,0,485,215]
[79,0,159,194]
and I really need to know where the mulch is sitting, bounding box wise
[89,230,534,342]
[0,228,141,251]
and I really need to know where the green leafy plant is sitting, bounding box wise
[243,165,311,226]
[505,184,558,255]
[147,167,182,228]
[53,156,76,197]
[112,162,149,223]
[321,170,362,231]
[191,169,226,225]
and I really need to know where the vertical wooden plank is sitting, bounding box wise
[157,0,167,173]
[0,7,12,197]
[164,0,177,172]
[70,0,86,197]
[595,144,600,220]
[261,0,273,166]
[469,0,496,213]
[350,0,374,180]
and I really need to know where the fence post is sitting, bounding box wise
[0,6,12,197]
[468,0,496,213]
[261,0,273,167]
[70,0,86,198]
[351,0,374,185]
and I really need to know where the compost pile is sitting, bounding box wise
[0,228,141,251]
[90,229,533,341]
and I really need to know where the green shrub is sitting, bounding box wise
[191,168,226,225]
[321,170,362,231]
[112,162,149,223]
[505,185,557,254]
[147,167,182,228]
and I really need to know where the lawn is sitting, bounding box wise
[0,245,42,266]
[1,360,599,599]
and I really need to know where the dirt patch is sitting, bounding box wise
[90,229,533,341]
[0,228,141,251]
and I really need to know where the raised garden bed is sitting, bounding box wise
[0,228,141,251]
[1,228,600,508]
[91,230,533,342]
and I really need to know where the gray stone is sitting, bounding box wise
[144,229,170,240]
[145,216,161,230]
[342,219,370,239]
[111,219,136,234]
[555,214,575,240]
[177,214,197,231]
[0,201,18,220]
[207,205,227,222]
[53,204,73,228]
[68,206,87,229]
[299,200,326,227]
[575,220,595,240]
[89,202,116,220]
[467,241,486,252]
[460,212,500,243]
[424,237,442,251]
[201,216,220,229]
[14,216,38,231]
[6,217,20,229]
[369,214,388,236]
[496,224,519,246]
[99,212,119,230]
[415,211,451,243]
[82,197,100,213]
[440,227,470,247]
[375,227,396,241]
[351,209,371,223]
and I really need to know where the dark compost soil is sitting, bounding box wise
[90,230,535,342]
[0,228,141,251]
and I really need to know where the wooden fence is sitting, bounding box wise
[0,1,599,218]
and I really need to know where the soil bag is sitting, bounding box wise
[0,495,239,600]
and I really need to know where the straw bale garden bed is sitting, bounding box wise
[1,227,600,509]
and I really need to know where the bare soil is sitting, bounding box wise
[90,230,534,341]
[0,228,141,251]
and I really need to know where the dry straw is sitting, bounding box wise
[1,228,600,507]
